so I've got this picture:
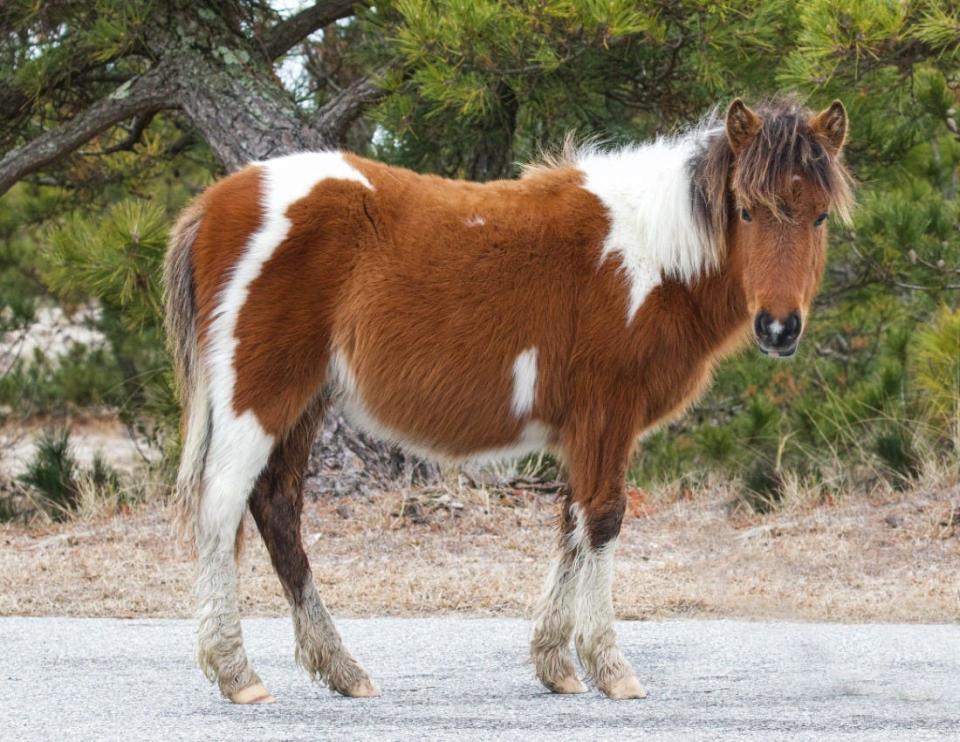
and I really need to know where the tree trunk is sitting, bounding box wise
[173,49,333,170]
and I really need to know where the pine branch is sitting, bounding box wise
[0,65,177,198]
[262,0,362,60]
[311,66,388,144]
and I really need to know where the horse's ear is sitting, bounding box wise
[725,98,761,155]
[810,100,847,155]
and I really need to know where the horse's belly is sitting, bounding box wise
[326,348,551,463]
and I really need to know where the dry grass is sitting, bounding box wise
[2,465,959,623]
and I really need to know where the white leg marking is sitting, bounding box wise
[195,417,273,697]
[510,347,538,418]
[573,531,642,697]
[293,579,379,696]
[573,538,617,660]
[530,503,589,692]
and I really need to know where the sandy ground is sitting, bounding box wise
[2,471,958,623]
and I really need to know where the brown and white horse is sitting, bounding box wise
[164,97,852,704]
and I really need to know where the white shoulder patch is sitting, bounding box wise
[577,132,716,323]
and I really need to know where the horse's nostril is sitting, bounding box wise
[784,312,802,340]
[754,311,772,338]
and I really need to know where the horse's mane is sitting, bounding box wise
[690,96,855,260]
[519,132,608,178]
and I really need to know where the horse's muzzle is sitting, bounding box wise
[754,310,802,358]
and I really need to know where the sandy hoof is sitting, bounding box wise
[550,675,588,694]
[229,683,276,704]
[602,675,647,700]
[343,678,381,698]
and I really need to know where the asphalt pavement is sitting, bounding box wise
[2,617,958,741]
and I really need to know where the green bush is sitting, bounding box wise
[14,429,124,521]
[18,429,79,519]
[911,305,960,444]
[0,344,125,415]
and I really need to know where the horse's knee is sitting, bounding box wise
[585,495,625,549]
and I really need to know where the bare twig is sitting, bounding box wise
[262,0,362,60]
[94,111,157,155]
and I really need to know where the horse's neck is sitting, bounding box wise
[686,253,751,355]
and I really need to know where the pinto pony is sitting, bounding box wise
[164,97,852,704]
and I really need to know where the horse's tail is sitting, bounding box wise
[164,198,210,548]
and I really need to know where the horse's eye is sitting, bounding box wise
[740,208,752,222]
[814,212,828,226]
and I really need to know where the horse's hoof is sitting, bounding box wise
[229,683,276,704]
[343,678,381,698]
[550,675,588,694]
[602,675,647,700]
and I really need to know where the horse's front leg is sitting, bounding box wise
[572,491,646,699]
[531,498,589,694]
[556,422,645,700]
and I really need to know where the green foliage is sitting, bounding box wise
[38,195,183,446]
[911,305,960,441]
[13,429,124,521]
[18,428,79,519]
[89,451,122,493]
[0,344,124,415]
[367,0,796,179]
[44,199,167,328]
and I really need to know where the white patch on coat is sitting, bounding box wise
[327,348,551,464]
[510,347,538,417]
[467,421,551,464]
[577,125,721,322]
[465,214,486,227]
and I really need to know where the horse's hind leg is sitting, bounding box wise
[249,397,379,697]
[195,414,275,703]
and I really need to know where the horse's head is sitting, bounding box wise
[722,98,853,358]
